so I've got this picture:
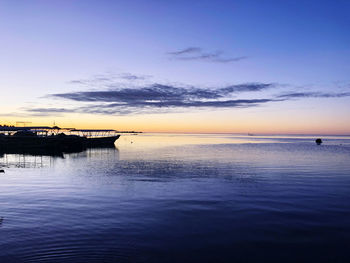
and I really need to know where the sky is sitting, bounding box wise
[0,0,349,134]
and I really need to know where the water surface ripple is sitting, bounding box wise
[0,134,350,262]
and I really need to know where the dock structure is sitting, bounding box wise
[0,126,141,136]
[0,125,139,154]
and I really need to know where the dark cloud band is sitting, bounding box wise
[51,83,274,103]
[32,82,275,115]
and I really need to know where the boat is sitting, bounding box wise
[68,129,121,147]
[0,126,121,154]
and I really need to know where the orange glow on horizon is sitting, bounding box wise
[1,111,350,136]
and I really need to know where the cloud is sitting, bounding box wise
[26,108,76,113]
[168,47,201,55]
[67,73,151,86]
[220,83,273,93]
[18,71,350,118]
[277,92,350,99]
[50,83,274,103]
[33,82,276,115]
[0,111,62,117]
[119,73,151,81]
[168,47,247,63]
[26,99,274,116]
[25,82,350,117]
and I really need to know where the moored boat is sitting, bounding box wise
[0,126,121,154]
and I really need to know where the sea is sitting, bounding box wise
[0,133,350,263]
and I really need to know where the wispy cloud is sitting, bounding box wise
[118,73,151,81]
[168,47,247,63]
[277,91,350,99]
[26,108,76,114]
[67,72,151,86]
[168,47,201,55]
[0,111,64,117]
[25,99,274,116]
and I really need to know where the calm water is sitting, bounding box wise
[1,134,350,262]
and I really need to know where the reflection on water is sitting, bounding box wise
[0,147,119,169]
[116,133,350,148]
[0,154,52,168]
[0,134,350,262]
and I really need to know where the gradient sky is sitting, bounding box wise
[0,0,349,134]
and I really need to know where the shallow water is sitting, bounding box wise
[1,134,350,262]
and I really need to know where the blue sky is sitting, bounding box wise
[0,0,349,133]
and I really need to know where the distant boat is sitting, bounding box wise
[315,138,323,145]
[247,133,254,136]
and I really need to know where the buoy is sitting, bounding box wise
[315,138,322,145]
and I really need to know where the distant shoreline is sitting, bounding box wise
[138,131,350,137]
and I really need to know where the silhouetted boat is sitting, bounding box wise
[69,129,120,147]
[0,126,121,154]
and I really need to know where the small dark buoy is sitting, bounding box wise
[315,138,322,145]
[0,169,4,173]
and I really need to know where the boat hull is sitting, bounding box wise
[0,134,120,154]
[86,135,120,147]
